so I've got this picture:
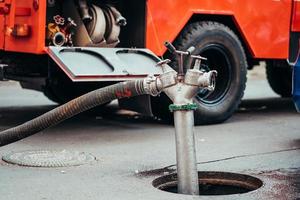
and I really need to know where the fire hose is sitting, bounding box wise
[0,79,161,147]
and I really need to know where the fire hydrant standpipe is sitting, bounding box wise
[158,42,217,195]
[0,42,216,196]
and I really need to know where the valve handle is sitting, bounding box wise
[164,41,196,56]
[164,41,176,54]
[156,59,171,67]
[156,59,172,73]
[191,55,207,60]
[186,46,196,55]
[191,55,207,70]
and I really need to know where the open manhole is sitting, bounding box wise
[153,171,263,196]
[2,150,95,167]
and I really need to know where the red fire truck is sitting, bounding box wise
[0,0,299,124]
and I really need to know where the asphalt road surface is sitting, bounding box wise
[0,65,299,200]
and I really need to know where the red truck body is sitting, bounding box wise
[0,0,299,124]
[0,0,296,58]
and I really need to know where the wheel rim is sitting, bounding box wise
[195,44,233,105]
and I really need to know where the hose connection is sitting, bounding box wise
[198,70,217,91]
[143,74,162,96]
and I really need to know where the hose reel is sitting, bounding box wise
[76,1,126,47]
[48,1,126,48]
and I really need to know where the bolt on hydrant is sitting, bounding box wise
[144,42,217,195]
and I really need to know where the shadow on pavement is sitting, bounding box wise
[0,103,159,131]
[238,97,296,114]
[0,97,298,130]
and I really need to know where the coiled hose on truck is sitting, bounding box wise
[0,80,148,147]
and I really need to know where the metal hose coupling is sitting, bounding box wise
[52,32,66,46]
[198,70,218,91]
[143,75,163,96]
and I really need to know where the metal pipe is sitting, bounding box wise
[162,81,200,195]
[161,80,200,195]
[160,42,217,195]
[174,110,199,195]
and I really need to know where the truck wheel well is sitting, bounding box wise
[169,14,258,69]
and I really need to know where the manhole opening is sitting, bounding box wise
[152,171,263,196]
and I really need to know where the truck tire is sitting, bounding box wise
[43,87,62,104]
[152,21,247,125]
[266,60,292,97]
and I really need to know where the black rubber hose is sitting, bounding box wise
[0,80,146,147]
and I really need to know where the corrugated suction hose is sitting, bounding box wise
[0,80,147,147]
